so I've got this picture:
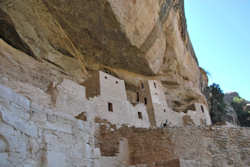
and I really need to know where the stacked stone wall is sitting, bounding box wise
[0,82,250,167]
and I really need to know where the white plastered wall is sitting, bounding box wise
[55,75,150,128]
[99,71,127,101]
[89,96,150,128]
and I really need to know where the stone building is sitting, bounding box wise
[83,71,150,128]
[57,71,211,128]
[84,71,127,101]
[0,81,249,167]
[136,80,170,127]
[186,103,212,126]
[135,79,212,127]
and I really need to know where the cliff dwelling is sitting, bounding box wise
[0,0,249,166]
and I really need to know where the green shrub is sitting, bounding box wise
[231,98,250,127]
[205,83,226,124]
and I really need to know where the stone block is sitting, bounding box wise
[180,159,199,167]
[47,151,66,167]
[0,153,9,166]
[1,108,38,137]
[45,121,72,134]
[58,79,86,100]
[0,84,30,110]
[47,113,57,123]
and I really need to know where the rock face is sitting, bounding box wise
[223,92,250,126]
[0,0,206,112]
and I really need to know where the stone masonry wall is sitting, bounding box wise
[97,124,250,167]
[0,81,250,167]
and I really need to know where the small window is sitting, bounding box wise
[164,109,166,112]
[138,112,143,120]
[141,83,144,89]
[108,102,113,112]
[136,92,140,102]
[144,97,147,105]
[201,105,204,113]
[154,82,157,88]
[105,76,108,79]
[115,81,119,84]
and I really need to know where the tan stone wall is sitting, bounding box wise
[97,123,250,167]
[148,80,167,105]
[185,103,212,126]
[83,72,100,99]
[195,103,212,125]
[137,80,156,127]
[147,80,172,127]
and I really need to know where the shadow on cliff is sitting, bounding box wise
[0,9,36,59]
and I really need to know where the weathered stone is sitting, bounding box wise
[0,1,249,167]
[0,0,207,112]
[0,82,249,167]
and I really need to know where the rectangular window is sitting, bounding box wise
[141,83,144,89]
[201,105,204,113]
[154,82,157,88]
[136,92,140,102]
[138,112,143,120]
[108,102,113,112]
[144,97,147,105]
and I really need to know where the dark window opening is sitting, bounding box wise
[144,97,147,105]
[164,109,166,112]
[154,82,157,88]
[105,76,108,79]
[141,83,144,89]
[103,68,112,74]
[136,92,140,102]
[138,112,143,120]
[108,102,113,112]
[201,105,204,113]
[115,81,118,84]
[163,120,168,127]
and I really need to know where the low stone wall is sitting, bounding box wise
[97,123,250,167]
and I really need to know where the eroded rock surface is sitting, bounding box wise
[0,0,207,112]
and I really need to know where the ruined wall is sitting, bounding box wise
[83,71,150,128]
[98,124,250,167]
[0,1,249,166]
[0,84,96,167]
[84,72,100,99]
[0,81,249,167]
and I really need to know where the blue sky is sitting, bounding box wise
[184,0,250,100]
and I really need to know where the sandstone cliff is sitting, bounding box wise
[223,92,250,126]
[0,0,207,113]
